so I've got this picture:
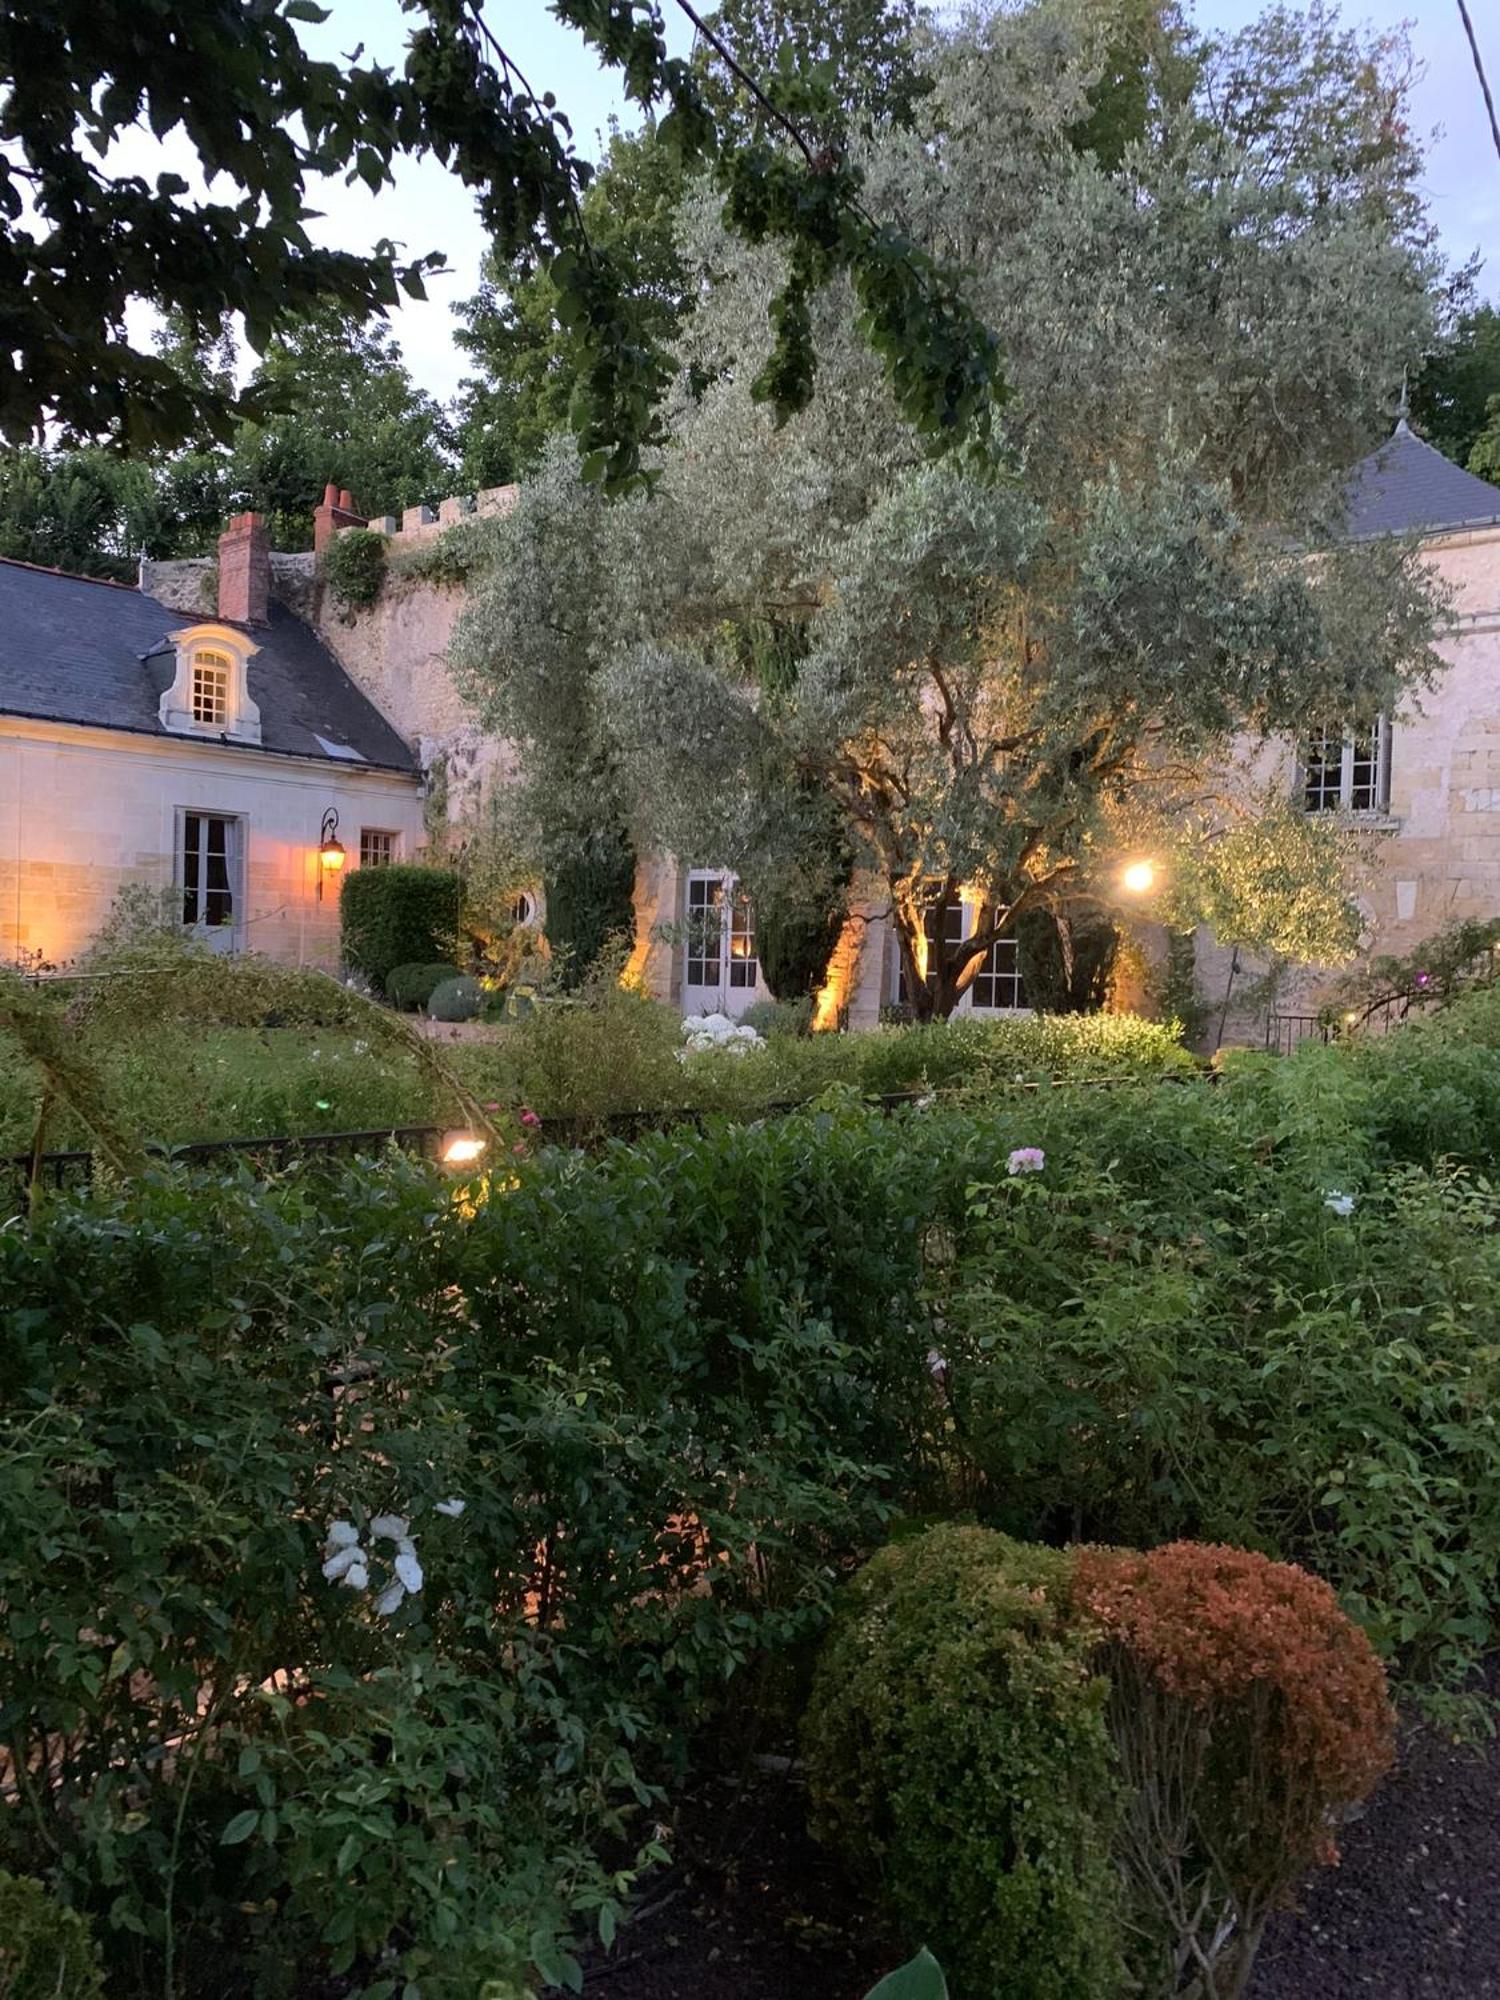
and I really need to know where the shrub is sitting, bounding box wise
[323,526,388,608]
[385,959,464,1011]
[427,973,483,1022]
[740,995,814,1039]
[1075,1543,1395,1997]
[803,1525,1124,2000]
[543,823,637,988]
[340,866,462,989]
[0,1871,105,1998]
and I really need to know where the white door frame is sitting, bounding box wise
[681,867,764,1017]
[176,807,245,954]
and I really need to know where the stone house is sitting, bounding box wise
[5,431,1496,1024]
[0,513,425,971]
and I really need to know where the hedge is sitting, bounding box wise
[338,864,462,989]
[6,1006,1500,1990]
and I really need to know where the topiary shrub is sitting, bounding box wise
[324,526,388,608]
[384,961,463,1011]
[428,974,484,1023]
[340,866,461,991]
[0,1871,105,1998]
[1075,1541,1396,1998]
[803,1525,1124,2000]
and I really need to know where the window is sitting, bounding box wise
[897,896,966,1005]
[190,650,230,727]
[728,888,758,988]
[511,889,538,926]
[1303,719,1390,815]
[360,828,398,868]
[180,812,238,930]
[686,873,723,987]
[971,933,1027,1011]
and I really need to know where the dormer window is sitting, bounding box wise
[159,624,261,745]
[191,650,231,727]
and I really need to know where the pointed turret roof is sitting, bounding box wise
[1343,419,1500,539]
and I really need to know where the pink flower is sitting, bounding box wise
[512,1140,528,1156]
[520,1108,541,1128]
[483,1100,501,1112]
[1007,1146,1045,1176]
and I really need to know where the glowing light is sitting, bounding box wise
[440,1131,488,1167]
[1121,860,1156,896]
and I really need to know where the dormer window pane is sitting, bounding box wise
[191,651,230,726]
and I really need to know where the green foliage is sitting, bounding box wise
[803,1525,1123,2000]
[1015,911,1119,1015]
[544,825,638,990]
[864,1948,949,2000]
[1413,306,1500,468]
[427,974,484,1023]
[1322,916,1500,1023]
[10,1000,1500,1984]
[339,866,462,991]
[384,961,465,1012]
[321,526,388,609]
[0,1871,105,1999]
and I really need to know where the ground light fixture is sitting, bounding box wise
[317,808,346,900]
[440,1130,489,1168]
[1120,858,1157,896]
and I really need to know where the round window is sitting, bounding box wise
[511,890,538,927]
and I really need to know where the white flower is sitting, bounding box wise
[342,1561,369,1592]
[373,1580,407,1617]
[324,1520,360,1551]
[394,1549,424,1594]
[926,1348,949,1381]
[434,1497,466,1518]
[321,1543,365,1582]
[352,1039,369,1056]
[1007,1147,1046,1175]
[915,1091,936,1111]
[369,1513,410,1541]
[1324,1190,1357,1217]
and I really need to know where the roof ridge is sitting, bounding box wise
[0,553,139,591]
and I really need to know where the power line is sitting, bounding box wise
[1458,0,1500,167]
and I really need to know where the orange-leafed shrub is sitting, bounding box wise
[1076,1541,1395,1999]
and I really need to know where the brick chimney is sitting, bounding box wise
[218,511,270,625]
[313,483,369,557]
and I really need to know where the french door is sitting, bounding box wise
[179,810,243,953]
[682,868,762,1017]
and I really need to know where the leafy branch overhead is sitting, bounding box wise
[0,0,1001,489]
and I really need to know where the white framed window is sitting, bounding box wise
[359,828,398,868]
[160,623,261,744]
[190,650,231,726]
[682,868,763,1018]
[970,933,1027,1011]
[1303,718,1390,815]
[510,888,539,926]
[728,886,758,988]
[685,872,724,988]
[896,895,965,1006]
[178,810,242,943]
[891,895,1028,1012]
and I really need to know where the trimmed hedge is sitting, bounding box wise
[339,865,461,989]
[384,959,463,1010]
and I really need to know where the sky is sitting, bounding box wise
[130,0,1500,405]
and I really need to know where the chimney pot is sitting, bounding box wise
[322,483,339,507]
[217,511,270,625]
[338,489,355,512]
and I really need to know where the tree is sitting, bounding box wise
[231,309,456,545]
[0,445,164,579]
[1412,306,1500,469]
[453,124,693,486]
[0,0,999,493]
[457,0,1446,1021]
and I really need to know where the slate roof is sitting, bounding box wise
[0,558,418,772]
[1343,420,1500,539]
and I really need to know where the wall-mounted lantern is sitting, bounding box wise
[317,808,346,901]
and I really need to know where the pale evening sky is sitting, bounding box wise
[124,0,1500,404]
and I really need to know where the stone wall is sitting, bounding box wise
[0,718,424,971]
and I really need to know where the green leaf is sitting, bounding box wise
[864,1949,949,2000]
[220,1809,260,1846]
